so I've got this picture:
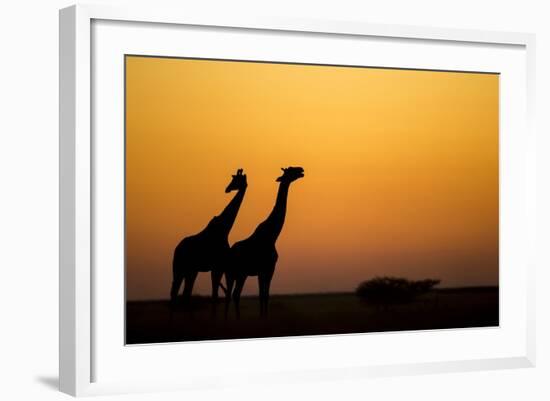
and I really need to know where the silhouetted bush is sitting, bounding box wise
[356,277,440,305]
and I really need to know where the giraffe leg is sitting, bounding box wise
[259,270,274,317]
[264,277,273,317]
[170,272,184,306]
[258,275,266,317]
[232,276,246,320]
[224,273,235,319]
[211,270,223,301]
[182,271,198,307]
[210,269,223,318]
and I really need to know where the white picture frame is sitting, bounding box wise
[59,3,536,397]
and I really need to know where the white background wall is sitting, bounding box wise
[0,0,548,399]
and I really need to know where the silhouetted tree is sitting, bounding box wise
[356,277,440,305]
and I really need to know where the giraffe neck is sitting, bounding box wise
[255,181,290,244]
[214,187,246,236]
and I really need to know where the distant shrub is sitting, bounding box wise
[356,277,440,305]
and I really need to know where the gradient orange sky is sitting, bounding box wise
[125,56,499,301]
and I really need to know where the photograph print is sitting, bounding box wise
[125,55,499,344]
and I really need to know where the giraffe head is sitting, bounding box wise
[225,168,248,193]
[276,167,305,183]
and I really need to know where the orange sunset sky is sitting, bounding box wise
[125,55,499,301]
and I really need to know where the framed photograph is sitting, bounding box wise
[59,4,536,396]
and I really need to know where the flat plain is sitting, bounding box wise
[126,287,498,344]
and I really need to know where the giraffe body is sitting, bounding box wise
[170,169,247,305]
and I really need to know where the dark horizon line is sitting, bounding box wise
[124,54,500,76]
[126,285,499,303]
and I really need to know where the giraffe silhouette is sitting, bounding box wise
[170,169,247,307]
[226,166,304,318]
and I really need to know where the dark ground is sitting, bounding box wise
[126,287,499,344]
